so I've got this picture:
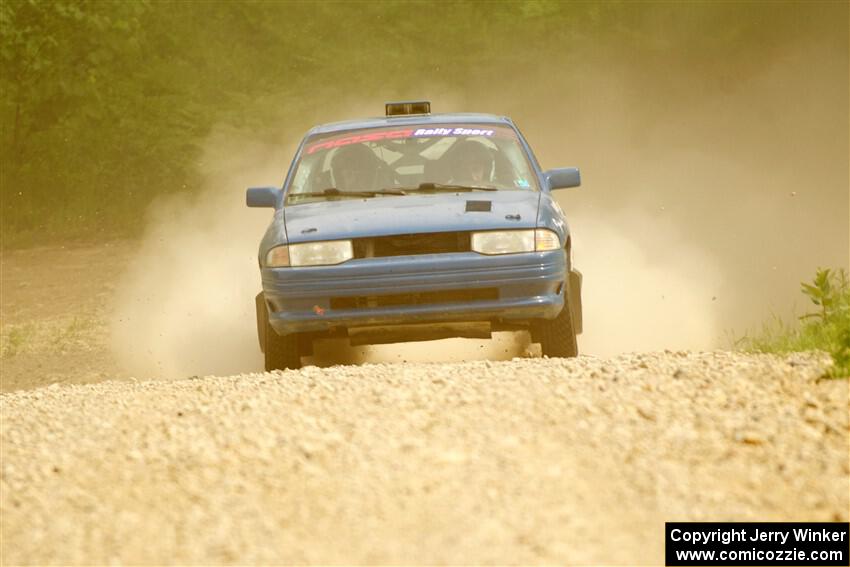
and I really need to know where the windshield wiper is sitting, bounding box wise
[287,187,408,200]
[400,183,498,193]
[287,184,496,201]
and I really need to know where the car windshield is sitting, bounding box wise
[285,123,539,203]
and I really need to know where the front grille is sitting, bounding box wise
[352,231,471,258]
[330,287,498,310]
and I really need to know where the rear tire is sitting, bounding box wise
[538,300,578,358]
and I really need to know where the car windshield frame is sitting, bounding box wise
[284,122,541,204]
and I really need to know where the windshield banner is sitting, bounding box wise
[306,125,502,155]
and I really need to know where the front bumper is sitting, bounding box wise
[262,250,568,336]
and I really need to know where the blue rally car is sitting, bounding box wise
[247,101,583,370]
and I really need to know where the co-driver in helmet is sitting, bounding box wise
[330,143,379,192]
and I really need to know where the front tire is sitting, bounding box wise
[257,293,301,370]
[265,320,301,371]
[538,300,578,358]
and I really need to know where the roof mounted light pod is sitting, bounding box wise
[385,100,431,117]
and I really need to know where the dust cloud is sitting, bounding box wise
[492,22,848,353]
[109,127,276,378]
[572,211,723,356]
[110,21,847,377]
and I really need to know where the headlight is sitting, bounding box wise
[265,240,353,267]
[470,229,561,255]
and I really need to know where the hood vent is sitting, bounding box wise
[465,200,492,212]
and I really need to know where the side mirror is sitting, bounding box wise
[544,168,581,190]
[246,186,281,208]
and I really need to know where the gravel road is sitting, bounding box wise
[1,351,847,565]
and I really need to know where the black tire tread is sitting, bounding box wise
[261,303,301,370]
[265,324,301,370]
[539,300,578,358]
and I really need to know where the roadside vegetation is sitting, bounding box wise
[0,1,831,246]
[1,316,99,359]
[738,268,850,378]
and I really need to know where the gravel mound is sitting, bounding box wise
[2,351,847,564]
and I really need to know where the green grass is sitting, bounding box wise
[54,316,96,348]
[1,316,100,358]
[1,324,34,358]
[737,268,850,378]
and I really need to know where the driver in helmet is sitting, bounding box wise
[330,143,379,192]
[449,140,495,186]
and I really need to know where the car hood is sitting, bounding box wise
[283,191,540,243]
